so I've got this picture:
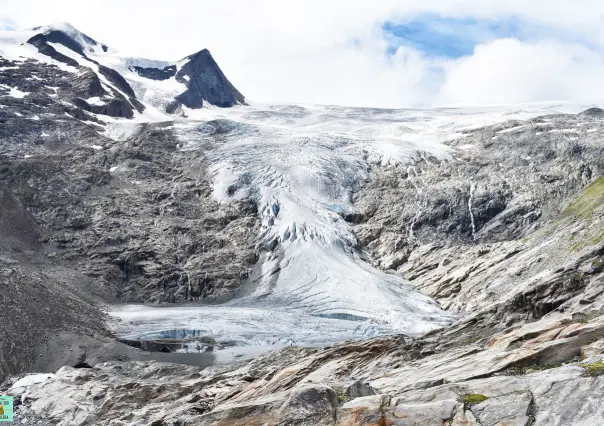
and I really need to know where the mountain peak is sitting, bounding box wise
[30,22,112,55]
[173,47,245,109]
[6,21,244,114]
[184,48,212,61]
[33,21,79,34]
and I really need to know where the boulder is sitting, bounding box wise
[278,385,339,425]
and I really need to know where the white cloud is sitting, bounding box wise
[1,0,604,107]
[0,14,16,30]
[438,39,604,105]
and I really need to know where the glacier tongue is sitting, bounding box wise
[174,104,460,335]
[113,102,587,357]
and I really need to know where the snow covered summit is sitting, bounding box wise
[0,22,244,120]
[29,22,114,56]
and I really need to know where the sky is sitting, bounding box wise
[2,0,604,108]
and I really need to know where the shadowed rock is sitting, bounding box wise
[26,33,80,68]
[174,48,245,109]
[130,65,177,81]
[278,385,339,425]
[579,107,604,118]
[345,380,378,399]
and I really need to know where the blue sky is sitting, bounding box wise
[0,17,16,31]
[381,13,597,59]
[383,14,524,58]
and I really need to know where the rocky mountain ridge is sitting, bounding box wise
[1,22,244,120]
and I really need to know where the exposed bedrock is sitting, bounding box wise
[7,317,604,425]
[130,64,177,81]
[351,112,604,322]
[172,49,245,109]
[353,114,604,263]
[0,54,259,306]
[0,121,259,304]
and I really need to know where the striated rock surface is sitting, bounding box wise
[5,321,604,425]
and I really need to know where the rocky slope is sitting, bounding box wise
[5,104,604,424]
[3,22,604,426]
[5,313,604,425]
[352,111,604,321]
[0,23,255,308]
[0,23,255,382]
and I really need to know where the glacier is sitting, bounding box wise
[1,23,589,360]
[111,102,587,360]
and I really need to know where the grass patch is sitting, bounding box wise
[461,394,488,405]
[579,360,604,377]
[568,229,604,252]
[562,176,604,218]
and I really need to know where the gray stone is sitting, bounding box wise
[345,379,378,399]
[278,385,339,425]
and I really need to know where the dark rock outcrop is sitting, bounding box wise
[174,49,245,109]
[345,380,378,399]
[26,33,80,68]
[71,96,135,118]
[278,385,339,425]
[130,65,177,81]
[97,64,137,99]
[26,24,243,117]
[579,107,604,118]
[29,25,102,56]
[71,68,106,98]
